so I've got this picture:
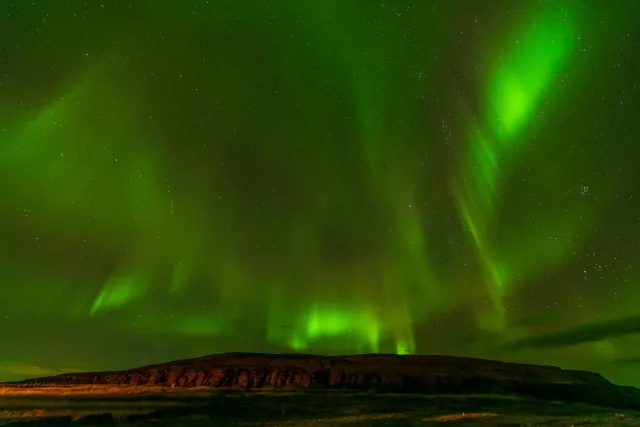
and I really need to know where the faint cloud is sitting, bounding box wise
[609,357,640,365]
[510,311,559,327]
[504,315,640,350]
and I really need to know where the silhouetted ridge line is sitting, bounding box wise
[4,353,640,409]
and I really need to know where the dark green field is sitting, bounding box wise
[1,388,640,426]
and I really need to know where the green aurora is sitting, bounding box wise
[1,0,639,386]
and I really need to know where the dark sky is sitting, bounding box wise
[1,0,639,387]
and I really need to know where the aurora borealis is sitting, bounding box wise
[1,0,639,386]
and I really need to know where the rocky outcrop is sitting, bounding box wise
[7,353,640,409]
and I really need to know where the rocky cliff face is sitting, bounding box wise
[8,353,640,409]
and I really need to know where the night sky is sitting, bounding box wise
[1,0,639,387]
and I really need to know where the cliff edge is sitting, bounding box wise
[6,353,640,409]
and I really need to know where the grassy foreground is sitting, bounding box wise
[0,387,639,426]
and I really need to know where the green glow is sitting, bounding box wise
[268,302,382,354]
[91,273,149,315]
[0,0,637,389]
[489,5,578,141]
[305,304,380,350]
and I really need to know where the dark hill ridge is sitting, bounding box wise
[6,353,640,409]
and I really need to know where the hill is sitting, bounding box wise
[6,353,640,409]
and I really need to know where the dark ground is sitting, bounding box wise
[1,389,640,426]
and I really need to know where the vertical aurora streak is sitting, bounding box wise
[454,3,582,332]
